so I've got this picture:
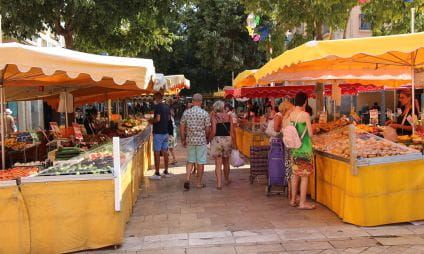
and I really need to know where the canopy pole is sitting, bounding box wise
[411,62,416,135]
[64,89,69,128]
[411,8,416,33]
[0,66,6,169]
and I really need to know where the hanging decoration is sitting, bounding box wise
[245,13,270,42]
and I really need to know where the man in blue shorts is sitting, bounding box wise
[149,93,171,180]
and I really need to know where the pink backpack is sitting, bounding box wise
[282,114,307,149]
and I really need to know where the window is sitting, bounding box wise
[359,14,372,30]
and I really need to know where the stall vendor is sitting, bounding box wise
[386,90,417,136]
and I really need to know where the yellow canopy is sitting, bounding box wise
[255,32,424,87]
[233,69,260,88]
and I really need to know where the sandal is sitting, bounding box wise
[289,201,298,207]
[196,183,206,189]
[225,179,232,186]
[297,203,316,210]
[184,181,190,190]
[216,186,222,190]
[170,160,177,165]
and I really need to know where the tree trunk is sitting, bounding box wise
[64,31,74,49]
[315,21,323,40]
[343,7,354,39]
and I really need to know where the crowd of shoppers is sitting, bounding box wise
[148,91,316,210]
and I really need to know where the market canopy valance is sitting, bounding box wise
[227,84,385,99]
[255,32,424,87]
[0,43,156,100]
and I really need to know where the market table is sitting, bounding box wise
[0,126,153,254]
[313,125,424,226]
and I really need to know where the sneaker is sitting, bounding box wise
[162,172,173,178]
[149,174,161,180]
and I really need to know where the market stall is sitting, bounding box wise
[313,125,423,226]
[0,43,156,253]
[254,32,424,226]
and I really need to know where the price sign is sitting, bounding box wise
[72,123,84,140]
[319,111,327,124]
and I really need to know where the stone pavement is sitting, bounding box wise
[83,145,424,254]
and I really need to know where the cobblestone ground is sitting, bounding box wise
[84,145,424,254]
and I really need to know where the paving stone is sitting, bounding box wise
[187,246,237,254]
[233,229,280,244]
[120,237,144,251]
[341,247,368,254]
[276,228,326,241]
[142,239,188,249]
[136,249,186,254]
[236,244,284,254]
[283,241,333,251]
[329,238,378,249]
[318,226,369,239]
[235,244,284,254]
[362,226,414,236]
[407,225,424,234]
[144,233,188,242]
[189,231,232,239]
[189,236,235,246]
[376,236,424,246]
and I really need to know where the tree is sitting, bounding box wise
[0,0,180,55]
[361,0,423,35]
[241,0,358,54]
[146,0,267,93]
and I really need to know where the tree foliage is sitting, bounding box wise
[241,0,358,55]
[361,0,423,35]
[0,0,180,55]
[146,0,267,93]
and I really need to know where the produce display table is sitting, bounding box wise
[235,126,269,158]
[315,152,424,226]
[0,126,153,254]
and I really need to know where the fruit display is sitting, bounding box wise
[118,118,149,137]
[312,126,420,160]
[0,167,39,181]
[2,138,27,150]
[355,124,379,134]
[312,118,351,134]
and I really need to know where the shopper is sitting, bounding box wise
[4,108,17,135]
[210,100,235,190]
[83,109,97,135]
[149,92,171,180]
[288,92,315,210]
[180,93,211,190]
[167,99,178,165]
[273,101,295,203]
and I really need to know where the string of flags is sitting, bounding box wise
[246,13,269,42]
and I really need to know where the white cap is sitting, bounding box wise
[5,109,12,115]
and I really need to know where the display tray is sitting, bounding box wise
[313,124,423,167]
[21,174,114,183]
[315,149,423,166]
[0,179,17,187]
